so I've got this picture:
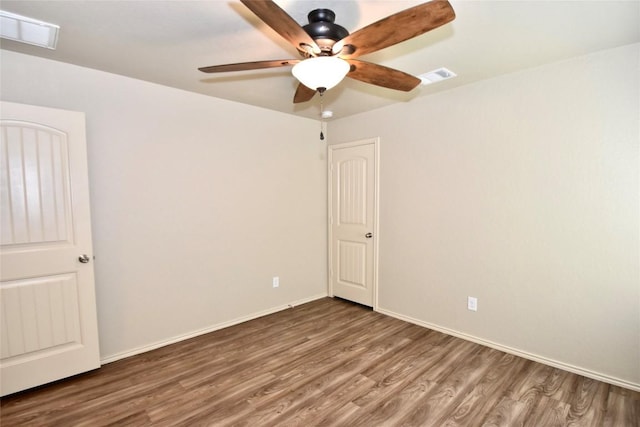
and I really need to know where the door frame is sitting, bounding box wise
[327,137,380,310]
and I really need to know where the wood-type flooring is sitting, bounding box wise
[1,297,638,426]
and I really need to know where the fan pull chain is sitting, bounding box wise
[319,91,325,141]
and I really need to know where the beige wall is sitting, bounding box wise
[2,43,638,388]
[330,43,640,388]
[1,50,327,361]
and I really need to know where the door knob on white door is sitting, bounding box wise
[365,233,373,238]
[78,254,91,263]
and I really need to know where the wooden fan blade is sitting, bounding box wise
[335,1,455,59]
[198,59,299,73]
[293,84,316,103]
[240,0,320,55]
[346,60,421,92]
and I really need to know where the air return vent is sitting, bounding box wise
[0,10,59,49]
[419,67,456,85]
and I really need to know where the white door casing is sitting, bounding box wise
[0,102,100,396]
[328,138,378,307]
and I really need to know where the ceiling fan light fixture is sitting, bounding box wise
[292,56,350,91]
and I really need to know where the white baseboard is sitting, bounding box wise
[376,307,640,392]
[100,293,328,365]
[100,295,638,392]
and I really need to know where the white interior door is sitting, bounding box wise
[0,101,100,396]
[328,138,378,307]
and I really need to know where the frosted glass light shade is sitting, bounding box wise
[292,57,350,91]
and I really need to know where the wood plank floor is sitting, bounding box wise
[1,297,638,426]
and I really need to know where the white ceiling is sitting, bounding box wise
[1,1,638,120]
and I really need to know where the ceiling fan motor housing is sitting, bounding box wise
[303,9,349,53]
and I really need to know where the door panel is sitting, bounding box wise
[337,240,367,287]
[0,102,100,396]
[329,139,377,307]
[1,274,82,360]
[1,124,71,246]
[338,158,367,225]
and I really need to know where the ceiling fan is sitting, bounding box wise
[198,0,456,104]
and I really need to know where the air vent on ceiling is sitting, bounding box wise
[419,67,457,85]
[0,10,59,49]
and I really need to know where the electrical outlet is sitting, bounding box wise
[272,276,279,288]
[467,296,478,311]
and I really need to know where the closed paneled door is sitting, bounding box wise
[329,139,378,307]
[0,102,100,396]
